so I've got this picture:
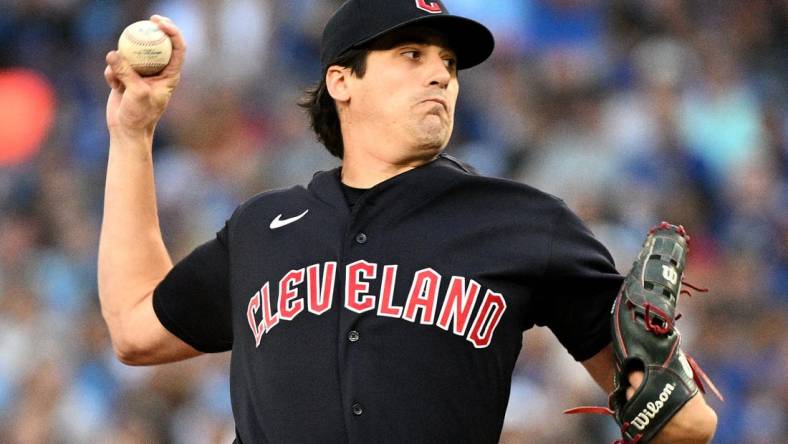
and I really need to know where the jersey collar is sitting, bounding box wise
[307,154,474,212]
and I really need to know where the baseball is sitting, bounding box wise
[117,20,172,76]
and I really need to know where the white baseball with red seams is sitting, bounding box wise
[117,20,172,76]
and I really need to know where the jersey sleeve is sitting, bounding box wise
[531,203,624,362]
[152,225,232,353]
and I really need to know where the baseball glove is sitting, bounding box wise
[565,222,722,444]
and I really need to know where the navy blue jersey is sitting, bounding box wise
[153,154,623,443]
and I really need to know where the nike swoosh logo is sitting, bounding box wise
[270,210,309,230]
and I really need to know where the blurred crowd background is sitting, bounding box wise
[0,0,786,443]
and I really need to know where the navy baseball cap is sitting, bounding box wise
[321,0,495,71]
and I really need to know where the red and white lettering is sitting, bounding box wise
[260,282,279,332]
[377,265,402,318]
[403,268,442,325]
[416,0,443,14]
[436,277,480,335]
[466,290,507,348]
[247,263,509,349]
[278,269,305,321]
[345,260,377,313]
[246,291,264,347]
[307,262,336,316]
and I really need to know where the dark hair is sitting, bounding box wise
[299,49,369,159]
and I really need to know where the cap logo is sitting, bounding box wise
[415,0,443,14]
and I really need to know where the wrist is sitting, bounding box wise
[108,125,156,161]
[109,122,155,142]
[652,394,717,444]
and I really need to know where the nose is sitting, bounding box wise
[426,52,452,89]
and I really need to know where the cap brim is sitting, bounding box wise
[350,15,495,70]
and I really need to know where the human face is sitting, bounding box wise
[344,27,459,163]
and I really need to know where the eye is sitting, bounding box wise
[443,57,457,70]
[402,50,421,60]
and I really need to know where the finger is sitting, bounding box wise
[106,51,143,89]
[626,371,645,400]
[108,87,123,107]
[104,65,123,91]
[150,15,186,73]
[150,14,172,23]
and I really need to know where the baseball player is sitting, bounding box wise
[98,1,718,443]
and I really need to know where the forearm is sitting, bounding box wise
[651,394,717,444]
[98,128,171,333]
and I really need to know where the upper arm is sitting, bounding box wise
[114,293,203,365]
[114,230,233,364]
[151,232,234,353]
[531,203,623,361]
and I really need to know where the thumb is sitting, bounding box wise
[106,51,144,89]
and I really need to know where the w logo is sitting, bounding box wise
[416,0,443,14]
[662,265,678,285]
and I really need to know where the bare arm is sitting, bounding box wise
[582,345,717,444]
[98,16,200,365]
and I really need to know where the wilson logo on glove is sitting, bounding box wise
[630,383,676,431]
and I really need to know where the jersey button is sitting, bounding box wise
[348,330,360,343]
[355,233,368,244]
[352,402,364,416]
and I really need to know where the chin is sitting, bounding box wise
[412,133,447,152]
[414,125,450,148]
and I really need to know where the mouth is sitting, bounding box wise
[421,97,448,111]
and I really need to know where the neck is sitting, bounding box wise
[341,147,437,188]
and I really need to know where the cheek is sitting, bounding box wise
[357,81,396,112]
[361,85,410,122]
[448,83,459,113]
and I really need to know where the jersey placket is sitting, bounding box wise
[335,190,378,443]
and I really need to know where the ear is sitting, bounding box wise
[326,66,351,104]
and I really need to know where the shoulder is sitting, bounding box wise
[227,185,311,225]
[439,154,568,213]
